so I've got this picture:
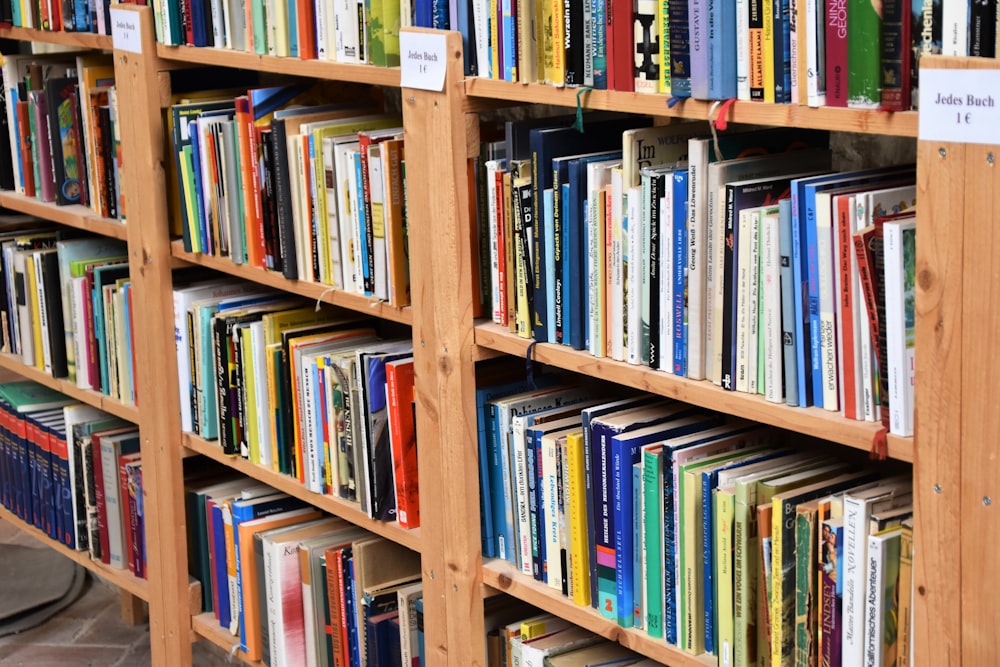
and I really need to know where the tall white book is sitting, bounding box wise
[883,217,917,437]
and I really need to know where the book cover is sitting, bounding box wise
[846,0,882,107]
[882,217,916,437]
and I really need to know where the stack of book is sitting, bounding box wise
[173,277,419,526]
[185,476,424,666]
[477,380,916,663]
[1,52,122,219]
[0,381,144,574]
[169,85,410,306]
[480,119,917,437]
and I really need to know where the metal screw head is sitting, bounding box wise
[989,153,995,165]
[985,496,992,506]
[934,484,942,494]
[939,148,947,158]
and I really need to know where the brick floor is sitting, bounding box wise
[0,519,234,666]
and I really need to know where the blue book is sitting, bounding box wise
[610,412,717,628]
[91,264,130,395]
[288,0,299,57]
[669,0,692,97]
[432,0,449,27]
[415,597,425,665]
[475,378,538,558]
[632,462,643,628]
[186,119,209,252]
[543,188,556,343]
[413,0,433,26]
[501,0,516,80]
[778,199,799,406]
[790,166,914,409]
[190,0,210,47]
[74,0,91,31]
[455,0,476,74]
[773,0,792,103]
[707,0,738,99]
[592,0,608,88]
[210,503,231,629]
[560,182,572,346]
[526,425,545,581]
[672,170,689,376]
[567,151,622,350]
[344,552,361,667]
[688,0,709,99]
[353,152,372,295]
[231,493,308,651]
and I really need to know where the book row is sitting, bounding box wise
[0,229,137,403]
[489,611,663,665]
[169,85,411,305]
[478,118,916,436]
[476,381,915,664]
[173,277,419,527]
[0,0,153,33]
[1,52,124,219]
[185,473,424,666]
[460,0,990,110]
[0,381,144,574]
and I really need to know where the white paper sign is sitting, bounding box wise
[110,8,143,54]
[919,69,1000,144]
[400,31,448,92]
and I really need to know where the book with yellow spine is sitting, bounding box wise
[566,429,591,606]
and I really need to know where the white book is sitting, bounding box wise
[32,252,52,374]
[610,168,626,362]
[746,206,761,395]
[335,0,363,62]
[863,528,903,667]
[72,276,90,389]
[942,0,969,55]
[686,138,711,380]
[320,135,345,290]
[735,0,751,99]
[471,0,490,75]
[334,137,364,292]
[814,190,839,411]
[315,0,331,59]
[510,412,538,575]
[626,185,643,365]
[286,132,312,282]
[804,0,826,106]
[841,479,911,667]
[542,427,580,592]
[397,582,423,666]
[210,0,226,47]
[660,189,675,373]
[14,252,33,368]
[100,431,140,570]
[586,160,618,357]
[883,218,917,437]
[761,209,783,403]
[735,208,757,393]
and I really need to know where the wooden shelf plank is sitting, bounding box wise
[474,322,914,463]
[0,191,128,240]
[0,504,150,601]
[482,560,716,667]
[463,79,918,137]
[191,612,262,664]
[183,433,423,553]
[0,26,112,49]
[155,45,401,87]
[0,352,139,423]
[171,241,413,326]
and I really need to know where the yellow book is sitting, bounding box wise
[270,0,290,57]
[26,255,44,371]
[520,613,571,640]
[490,0,501,78]
[511,160,532,338]
[240,324,260,463]
[547,0,565,85]
[316,354,334,493]
[761,0,775,103]
[566,430,590,606]
[265,341,284,470]
[380,139,408,307]
[715,487,736,666]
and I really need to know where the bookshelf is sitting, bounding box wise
[1,5,995,667]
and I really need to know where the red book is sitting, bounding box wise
[610,0,633,91]
[118,451,141,574]
[90,425,135,565]
[234,96,263,268]
[825,0,848,106]
[325,545,351,667]
[493,168,507,326]
[835,194,858,420]
[296,0,317,59]
[386,358,418,529]
[16,99,35,197]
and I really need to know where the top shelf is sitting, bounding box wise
[154,45,402,87]
[464,79,919,137]
[0,25,112,50]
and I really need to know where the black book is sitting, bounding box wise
[97,105,117,219]
[38,249,68,378]
[563,0,585,85]
[259,128,282,273]
[270,117,299,280]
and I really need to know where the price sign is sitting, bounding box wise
[919,68,1000,144]
[399,31,447,92]
[110,8,142,54]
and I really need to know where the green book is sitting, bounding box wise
[0,380,74,412]
[846,0,882,107]
[641,443,664,638]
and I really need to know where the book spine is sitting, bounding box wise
[821,519,844,666]
[863,534,886,667]
[825,0,848,106]
[668,0,691,96]
[846,0,881,108]
[816,199,838,411]
[880,0,909,110]
[715,490,735,665]
[672,172,687,376]
[661,450,678,645]
[593,0,609,88]
[841,495,867,666]
[969,0,996,57]
[647,173,661,369]
[611,436,634,627]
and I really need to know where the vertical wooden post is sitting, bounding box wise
[402,29,487,666]
[112,6,193,666]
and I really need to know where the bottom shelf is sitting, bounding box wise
[0,503,149,602]
[482,560,715,667]
[191,612,260,666]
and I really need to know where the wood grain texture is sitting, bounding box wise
[112,7,192,665]
[475,322,914,462]
[913,54,968,667]
[402,29,487,667]
[0,192,127,240]
[0,25,112,49]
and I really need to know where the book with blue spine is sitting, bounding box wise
[672,169,689,376]
[567,150,622,351]
[668,0,692,96]
[543,188,557,343]
[688,0,709,98]
[611,411,720,628]
[592,0,609,88]
[790,166,914,410]
[707,0,738,98]
[501,0,516,80]
[344,552,361,667]
[772,0,792,103]
[560,182,572,347]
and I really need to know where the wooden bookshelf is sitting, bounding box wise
[0,352,138,423]
[0,26,112,50]
[171,241,413,326]
[182,433,423,554]
[482,560,715,666]
[191,613,261,665]
[0,192,128,240]
[155,44,402,87]
[474,322,914,463]
[464,78,919,137]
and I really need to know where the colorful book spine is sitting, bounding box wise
[825,0,848,106]
[846,0,882,107]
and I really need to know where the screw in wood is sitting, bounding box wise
[934,484,942,494]
[985,496,992,506]
[939,148,947,158]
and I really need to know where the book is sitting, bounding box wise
[882,217,916,437]
[863,527,903,667]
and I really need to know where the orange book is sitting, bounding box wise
[234,96,259,266]
[236,507,322,661]
[386,357,418,528]
[296,0,317,60]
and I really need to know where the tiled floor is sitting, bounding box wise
[0,519,235,666]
